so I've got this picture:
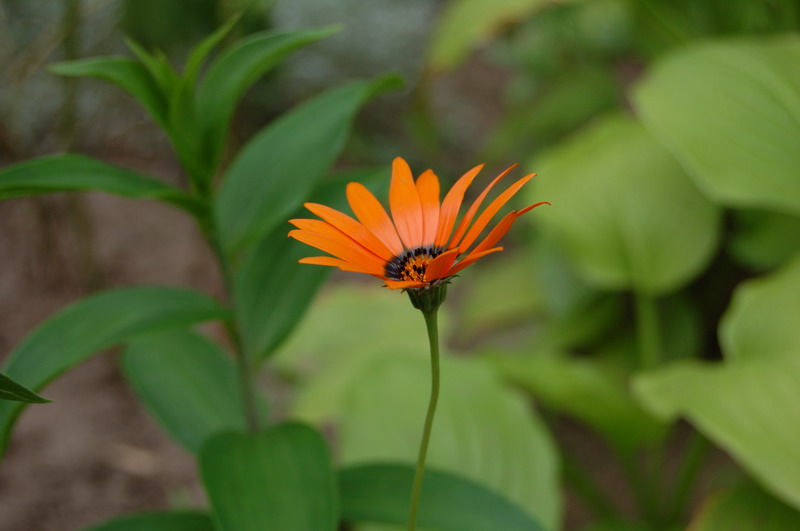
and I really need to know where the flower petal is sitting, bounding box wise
[445,247,504,277]
[300,256,386,278]
[415,169,440,247]
[389,157,424,249]
[424,249,459,281]
[304,202,394,261]
[448,164,517,250]
[346,182,404,256]
[288,228,385,275]
[457,173,536,254]
[385,279,428,290]
[434,164,483,249]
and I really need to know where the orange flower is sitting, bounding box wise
[288,157,549,290]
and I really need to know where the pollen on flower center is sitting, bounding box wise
[384,247,442,282]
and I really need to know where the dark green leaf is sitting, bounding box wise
[125,39,180,96]
[200,423,338,531]
[123,330,259,453]
[196,27,339,166]
[0,372,50,404]
[340,464,544,531]
[728,209,800,271]
[689,482,800,530]
[0,287,227,456]
[215,75,402,257]
[0,154,206,218]
[84,510,214,531]
[50,57,168,127]
[183,15,242,86]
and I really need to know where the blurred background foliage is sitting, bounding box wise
[2,0,800,530]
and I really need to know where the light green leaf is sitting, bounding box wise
[633,358,800,510]
[215,75,401,257]
[634,36,800,215]
[489,352,664,454]
[50,57,168,128]
[338,356,561,530]
[0,372,51,404]
[0,154,206,218]
[428,0,553,71]
[530,113,721,294]
[689,482,800,531]
[200,423,338,531]
[720,256,800,362]
[340,464,544,531]
[123,330,257,453]
[196,27,339,166]
[84,510,214,531]
[0,287,227,457]
[728,210,800,271]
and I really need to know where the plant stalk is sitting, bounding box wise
[407,308,441,531]
[634,291,661,370]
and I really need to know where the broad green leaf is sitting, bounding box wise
[530,113,721,294]
[634,37,800,215]
[196,27,339,166]
[728,210,800,271]
[200,423,338,531]
[720,256,800,362]
[689,482,800,531]
[489,352,664,454]
[633,358,800,509]
[234,168,388,362]
[85,510,214,531]
[340,464,544,531]
[0,154,205,218]
[215,75,402,256]
[0,372,50,404]
[123,330,257,453]
[50,58,168,128]
[338,356,561,530]
[0,287,227,456]
[428,0,553,71]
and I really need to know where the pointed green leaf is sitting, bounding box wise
[340,464,544,531]
[0,154,206,218]
[215,75,402,256]
[635,37,800,215]
[530,113,721,294]
[0,287,227,457]
[125,38,180,96]
[84,510,214,531]
[196,27,339,166]
[123,330,259,453]
[200,423,338,531]
[689,482,800,531]
[50,57,168,127]
[183,15,242,86]
[0,373,51,404]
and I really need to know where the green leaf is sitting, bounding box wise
[530,113,721,294]
[633,359,800,510]
[215,75,402,257]
[196,27,339,166]
[50,57,168,128]
[183,14,241,87]
[125,38,180,96]
[0,154,206,218]
[122,330,257,453]
[634,36,800,215]
[338,356,561,530]
[490,352,665,454]
[689,482,800,531]
[728,210,800,271]
[235,167,389,361]
[84,510,215,531]
[0,372,51,404]
[200,423,338,531]
[0,286,227,457]
[428,0,554,71]
[720,256,800,362]
[340,464,544,531]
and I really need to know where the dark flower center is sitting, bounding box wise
[384,246,442,282]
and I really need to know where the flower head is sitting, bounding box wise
[288,157,548,292]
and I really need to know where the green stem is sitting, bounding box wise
[407,309,441,531]
[667,431,709,522]
[634,291,661,370]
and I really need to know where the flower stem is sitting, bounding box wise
[407,308,441,531]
